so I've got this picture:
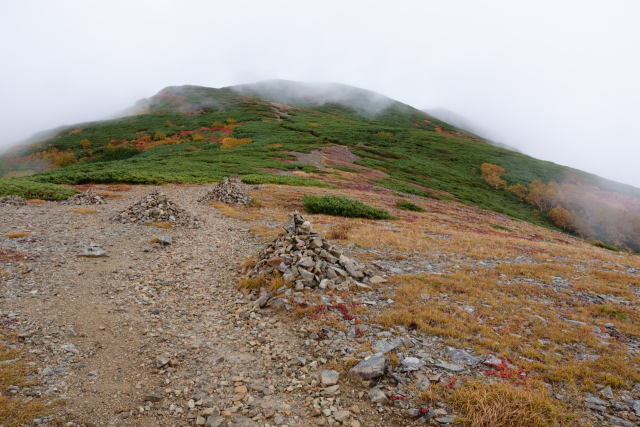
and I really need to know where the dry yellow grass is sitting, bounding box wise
[0,334,46,426]
[207,201,262,222]
[104,184,132,191]
[143,221,173,229]
[236,274,286,291]
[67,208,98,214]
[26,199,45,204]
[6,232,30,239]
[97,191,125,199]
[449,381,569,427]
[232,182,640,417]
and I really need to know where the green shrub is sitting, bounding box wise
[0,178,77,200]
[376,178,441,199]
[592,241,620,252]
[95,148,141,162]
[303,195,391,219]
[241,174,335,188]
[491,224,513,232]
[396,200,424,212]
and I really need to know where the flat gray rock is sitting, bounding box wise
[77,243,107,257]
[435,360,464,372]
[350,353,386,379]
[446,347,480,366]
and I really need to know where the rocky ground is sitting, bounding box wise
[2,184,640,427]
[0,185,413,426]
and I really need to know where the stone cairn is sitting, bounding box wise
[0,196,27,206]
[64,189,105,205]
[248,212,372,290]
[198,177,252,205]
[111,190,200,227]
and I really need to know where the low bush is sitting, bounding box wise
[241,174,335,188]
[449,380,569,427]
[396,200,424,212]
[303,195,391,219]
[0,178,77,200]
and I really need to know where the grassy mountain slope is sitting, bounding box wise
[1,80,639,235]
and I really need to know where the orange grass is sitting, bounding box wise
[67,208,98,214]
[6,232,30,239]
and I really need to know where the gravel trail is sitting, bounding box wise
[1,185,358,426]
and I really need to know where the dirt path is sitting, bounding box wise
[1,185,368,426]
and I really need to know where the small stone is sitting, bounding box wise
[319,279,333,290]
[77,242,108,258]
[415,375,431,391]
[369,275,386,284]
[61,343,80,354]
[144,392,163,402]
[320,370,340,386]
[334,410,351,422]
[401,357,423,371]
[436,416,455,424]
[156,235,172,246]
[155,354,171,369]
[368,387,388,404]
[323,385,340,395]
[205,415,227,427]
[599,386,614,399]
[407,408,421,418]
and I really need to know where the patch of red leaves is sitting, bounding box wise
[0,249,28,263]
[483,357,528,383]
[307,302,361,322]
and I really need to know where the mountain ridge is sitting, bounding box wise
[1,80,639,250]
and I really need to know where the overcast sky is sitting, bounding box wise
[1,0,638,186]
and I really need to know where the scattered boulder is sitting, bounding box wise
[434,360,464,372]
[77,243,107,258]
[0,196,27,206]
[373,338,402,354]
[111,190,200,227]
[349,353,386,379]
[446,347,481,366]
[61,343,80,354]
[247,212,372,289]
[144,392,163,403]
[199,177,252,205]
[320,370,340,386]
[64,189,105,205]
[154,235,173,246]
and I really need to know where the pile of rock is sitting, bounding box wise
[0,196,27,206]
[111,190,200,227]
[198,177,252,205]
[247,212,376,290]
[64,189,105,205]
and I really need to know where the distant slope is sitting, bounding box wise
[424,107,520,152]
[1,80,639,249]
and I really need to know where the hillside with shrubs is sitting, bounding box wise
[1,80,639,251]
